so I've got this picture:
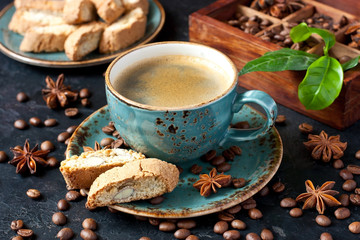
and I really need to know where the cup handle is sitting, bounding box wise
[220,90,277,144]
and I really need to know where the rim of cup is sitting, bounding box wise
[105,41,238,111]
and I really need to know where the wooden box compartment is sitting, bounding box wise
[189,0,360,130]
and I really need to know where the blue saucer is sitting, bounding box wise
[66,105,283,218]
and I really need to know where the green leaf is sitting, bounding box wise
[290,23,335,55]
[342,56,360,71]
[290,22,312,43]
[308,27,335,55]
[298,56,343,110]
[239,49,319,75]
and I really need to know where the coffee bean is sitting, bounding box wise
[80,229,97,240]
[261,228,274,240]
[339,194,350,206]
[350,194,360,206]
[29,117,42,127]
[355,150,360,160]
[149,196,165,205]
[229,146,242,155]
[211,156,225,166]
[280,198,297,208]
[272,181,285,193]
[11,220,24,231]
[65,108,79,117]
[227,204,242,214]
[100,137,114,147]
[246,232,260,240]
[223,230,241,240]
[52,212,67,226]
[223,149,235,160]
[241,198,257,209]
[356,188,360,195]
[66,190,81,201]
[102,125,115,135]
[56,228,74,240]
[148,218,160,226]
[218,211,235,222]
[320,232,333,240]
[248,208,263,219]
[275,115,286,124]
[174,229,191,239]
[231,219,246,230]
[81,98,91,107]
[232,178,246,188]
[58,132,71,143]
[14,119,28,130]
[185,235,199,240]
[26,189,41,199]
[139,237,151,240]
[0,151,8,162]
[47,157,59,167]
[57,199,70,211]
[232,121,250,129]
[159,221,176,232]
[349,221,360,234]
[334,207,351,219]
[112,130,121,138]
[177,219,196,229]
[190,164,202,174]
[289,208,303,218]
[316,215,331,227]
[79,88,91,98]
[44,118,57,127]
[342,179,357,191]
[333,159,344,169]
[339,169,353,180]
[111,138,124,149]
[17,229,33,238]
[214,221,228,234]
[347,164,360,175]
[259,186,270,196]
[41,140,55,152]
[217,162,231,172]
[16,92,29,102]
[11,236,23,240]
[80,189,88,197]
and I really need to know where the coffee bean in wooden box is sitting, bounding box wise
[189,0,360,130]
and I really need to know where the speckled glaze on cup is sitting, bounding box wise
[105,42,277,163]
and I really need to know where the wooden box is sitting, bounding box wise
[189,0,360,130]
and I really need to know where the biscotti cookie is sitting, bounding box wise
[122,0,149,15]
[90,0,125,24]
[99,7,146,53]
[14,0,65,13]
[86,158,179,208]
[60,148,146,190]
[8,9,66,35]
[63,0,96,25]
[20,24,78,52]
[64,21,106,60]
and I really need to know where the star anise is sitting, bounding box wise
[303,130,347,162]
[8,140,49,174]
[296,180,341,214]
[193,168,232,197]
[42,74,78,109]
[83,141,103,152]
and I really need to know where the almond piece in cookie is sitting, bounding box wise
[86,158,179,208]
[60,148,146,190]
[64,21,106,60]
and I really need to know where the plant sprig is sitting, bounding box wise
[239,22,360,110]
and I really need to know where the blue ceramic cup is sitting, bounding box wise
[105,42,277,163]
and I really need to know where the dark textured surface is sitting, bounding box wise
[0,0,360,239]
